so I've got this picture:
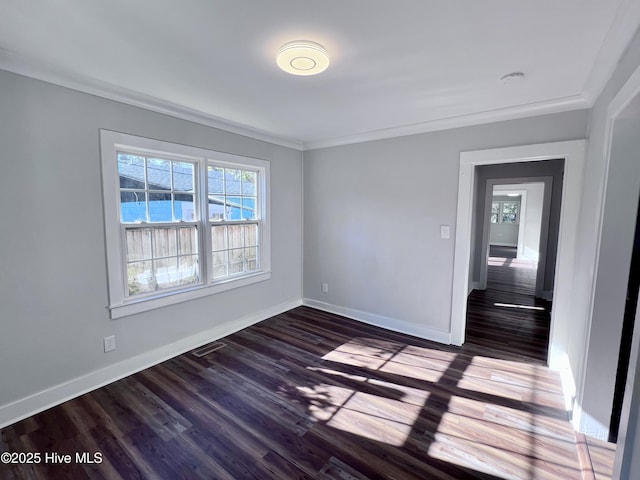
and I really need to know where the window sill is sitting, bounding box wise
[108,271,271,319]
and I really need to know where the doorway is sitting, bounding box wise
[450,140,586,396]
[478,178,554,299]
[465,179,554,363]
[609,192,640,442]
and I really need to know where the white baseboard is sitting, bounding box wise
[541,290,554,301]
[578,411,610,441]
[548,351,577,420]
[0,298,302,429]
[303,298,451,345]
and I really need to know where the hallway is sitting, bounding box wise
[465,246,551,365]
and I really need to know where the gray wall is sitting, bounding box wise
[573,24,640,441]
[472,159,564,292]
[521,183,544,261]
[580,119,640,436]
[0,70,303,410]
[303,110,588,340]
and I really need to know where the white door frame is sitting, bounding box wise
[605,60,640,480]
[450,139,586,376]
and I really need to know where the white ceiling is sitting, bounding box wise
[1,0,638,150]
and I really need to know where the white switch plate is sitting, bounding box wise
[440,225,450,239]
[104,335,116,352]
[322,282,329,293]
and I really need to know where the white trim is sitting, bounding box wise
[451,141,586,380]
[303,298,452,345]
[0,49,303,151]
[304,96,589,150]
[110,272,272,319]
[100,130,272,319]
[575,60,640,442]
[613,296,640,478]
[0,298,303,429]
[555,352,578,420]
[0,48,590,153]
[595,60,640,475]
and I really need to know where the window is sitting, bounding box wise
[101,131,270,318]
[491,200,520,224]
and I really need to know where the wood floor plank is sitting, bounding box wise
[1,303,601,479]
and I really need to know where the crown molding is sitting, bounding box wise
[0,47,599,153]
[581,0,640,104]
[303,95,591,150]
[0,49,304,151]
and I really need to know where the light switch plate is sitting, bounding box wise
[440,225,450,239]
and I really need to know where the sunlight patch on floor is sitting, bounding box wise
[296,382,426,446]
[321,337,403,369]
[494,302,545,311]
[321,339,447,383]
[488,258,537,269]
[427,428,582,480]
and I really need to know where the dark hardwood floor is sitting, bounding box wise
[466,248,551,364]
[1,305,592,479]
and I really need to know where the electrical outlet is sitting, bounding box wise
[322,282,329,293]
[440,225,450,239]
[104,335,116,353]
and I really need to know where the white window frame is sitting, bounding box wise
[100,130,271,319]
[491,199,520,225]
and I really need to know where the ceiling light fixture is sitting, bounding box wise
[277,41,329,76]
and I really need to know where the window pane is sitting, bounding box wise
[228,225,244,249]
[177,255,200,285]
[149,192,172,222]
[241,170,257,195]
[229,248,244,274]
[225,168,242,194]
[491,202,499,224]
[502,202,519,214]
[178,227,198,255]
[120,191,147,223]
[226,196,242,220]
[154,257,199,289]
[126,228,152,261]
[153,228,177,258]
[501,201,519,224]
[244,224,258,246]
[212,251,228,278]
[174,193,195,221]
[211,225,228,251]
[127,261,155,295]
[208,196,225,221]
[147,158,171,191]
[118,154,145,189]
[242,197,256,220]
[245,246,258,271]
[154,257,181,289]
[208,166,224,194]
[173,161,194,192]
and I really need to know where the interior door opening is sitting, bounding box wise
[466,173,559,364]
[609,191,640,442]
